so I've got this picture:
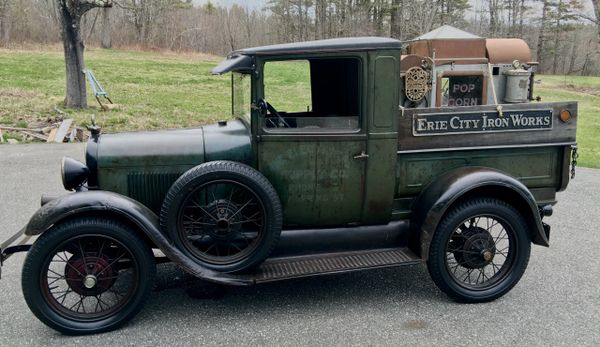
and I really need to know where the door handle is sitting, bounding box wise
[353,151,369,160]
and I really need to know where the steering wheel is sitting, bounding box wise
[266,101,291,128]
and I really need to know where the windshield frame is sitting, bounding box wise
[232,71,252,126]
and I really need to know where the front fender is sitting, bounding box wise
[411,167,548,259]
[25,191,252,285]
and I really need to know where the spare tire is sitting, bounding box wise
[160,161,282,273]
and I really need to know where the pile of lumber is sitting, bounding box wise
[0,118,89,144]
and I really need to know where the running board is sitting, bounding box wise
[238,247,422,284]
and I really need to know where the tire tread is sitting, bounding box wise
[427,198,531,303]
[22,217,156,335]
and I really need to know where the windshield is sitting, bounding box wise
[232,72,251,124]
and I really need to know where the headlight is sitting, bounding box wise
[61,157,90,191]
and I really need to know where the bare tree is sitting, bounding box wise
[101,7,112,48]
[550,0,583,74]
[0,0,10,46]
[52,0,112,108]
[537,0,550,71]
[4,0,600,75]
[591,0,600,38]
[390,0,403,39]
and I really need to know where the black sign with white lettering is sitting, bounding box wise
[413,110,553,136]
[446,76,483,107]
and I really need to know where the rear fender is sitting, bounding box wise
[24,191,251,285]
[410,167,548,259]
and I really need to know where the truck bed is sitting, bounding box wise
[393,101,577,214]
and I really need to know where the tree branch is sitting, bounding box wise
[577,13,599,25]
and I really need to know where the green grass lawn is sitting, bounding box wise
[0,47,229,132]
[536,75,600,168]
[0,47,598,167]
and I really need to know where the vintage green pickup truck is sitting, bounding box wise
[1,36,578,334]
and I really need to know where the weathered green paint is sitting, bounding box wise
[96,120,252,213]
[396,146,562,199]
[87,40,575,233]
[360,51,400,224]
[259,137,366,226]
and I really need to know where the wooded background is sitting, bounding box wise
[0,0,599,75]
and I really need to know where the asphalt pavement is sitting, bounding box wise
[0,143,598,346]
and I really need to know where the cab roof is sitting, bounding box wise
[212,37,402,75]
[234,37,402,56]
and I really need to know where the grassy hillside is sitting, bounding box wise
[0,47,598,167]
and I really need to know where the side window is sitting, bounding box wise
[264,60,312,113]
[263,58,360,132]
[439,74,485,107]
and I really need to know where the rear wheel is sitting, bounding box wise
[22,218,156,335]
[427,198,531,303]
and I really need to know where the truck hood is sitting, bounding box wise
[93,119,252,169]
[87,119,252,212]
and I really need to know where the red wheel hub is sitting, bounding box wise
[65,256,115,296]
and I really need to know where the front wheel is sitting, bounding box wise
[427,198,531,303]
[22,218,156,335]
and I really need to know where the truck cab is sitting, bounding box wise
[213,38,402,227]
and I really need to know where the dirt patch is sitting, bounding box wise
[402,319,428,330]
[0,89,41,98]
[564,84,600,97]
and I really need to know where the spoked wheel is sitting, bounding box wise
[22,218,155,335]
[427,198,531,303]
[178,179,266,265]
[161,161,282,273]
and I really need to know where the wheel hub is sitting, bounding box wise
[452,226,496,269]
[203,199,242,240]
[83,275,98,289]
[65,256,115,296]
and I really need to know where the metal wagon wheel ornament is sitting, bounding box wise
[40,235,139,320]
[445,215,516,289]
[177,179,266,265]
[405,66,430,102]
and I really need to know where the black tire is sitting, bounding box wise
[427,198,531,303]
[160,161,282,273]
[22,218,156,335]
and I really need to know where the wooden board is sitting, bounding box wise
[21,131,48,141]
[54,119,73,143]
[47,128,58,143]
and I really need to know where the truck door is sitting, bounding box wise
[256,57,367,227]
[360,53,400,224]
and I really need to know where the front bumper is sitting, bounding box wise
[0,228,32,279]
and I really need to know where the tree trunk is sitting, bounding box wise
[315,0,322,39]
[101,7,112,49]
[390,0,402,39]
[58,2,88,108]
[56,0,112,109]
[489,0,497,37]
[0,0,9,47]
[593,0,600,39]
[537,1,550,72]
[518,0,526,36]
[567,31,578,74]
[552,0,563,75]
